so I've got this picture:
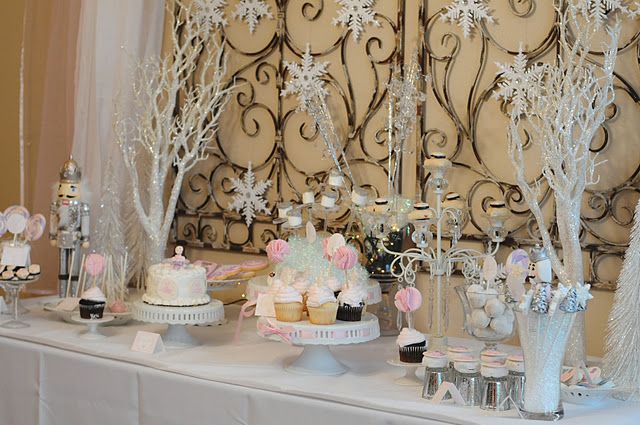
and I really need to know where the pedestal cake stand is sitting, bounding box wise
[386,358,424,386]
[70,314,114,339]
[0,277,39,329]
[132,300,224,347]
[246,276,382,305]
[257,313,380,376]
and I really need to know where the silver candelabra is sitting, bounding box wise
[376,153,511,350]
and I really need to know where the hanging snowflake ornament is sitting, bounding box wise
[227,162,272,226]
[578,0,640,27]
[494,44,547,116]
[281,44,330,111]
[232,0,274,34]
[332,0,381,41]
[193,0,227,33]
[440,0,494,39]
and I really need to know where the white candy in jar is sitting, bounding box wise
[484,298,506,318]
[490,315,513,337]
[474,327,498,338]
[471,308,491,328]
[467,284,487,308]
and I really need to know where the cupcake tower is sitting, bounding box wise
[266,233,368,325]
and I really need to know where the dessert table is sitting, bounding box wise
[0,297,638,425]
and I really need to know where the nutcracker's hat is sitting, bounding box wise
[59,157,81,184]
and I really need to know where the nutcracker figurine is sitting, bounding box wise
[49,157,90,297]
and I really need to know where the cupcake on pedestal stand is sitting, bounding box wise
[258,241,380,375]
[132,247,224,347]
[387,286,426,386]
[70,286,114,339]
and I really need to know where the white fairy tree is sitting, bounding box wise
[604,198,640,400]
[116,0,232,265]
[505,4,620,364]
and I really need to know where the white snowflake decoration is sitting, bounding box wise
[332,0,381,41]
[281,44,330,111]
[193,0,227,33]
[494,45,547,116]
[440,0,494,39]
[228,162,272,226]
[578,0,640,27]
[232,0,273,34]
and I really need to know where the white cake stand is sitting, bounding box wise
[70,314,114,339]
[387,358,424,386]
[132,300,224,348]
[246,275,382,305]
[257,313,380,376]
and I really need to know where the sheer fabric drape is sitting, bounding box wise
[24,0,164,293]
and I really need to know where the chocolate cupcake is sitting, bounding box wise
[79,286,107,319]
[397,328,427,363]
[336,283,367,321]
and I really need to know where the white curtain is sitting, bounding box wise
[71,0,165,238]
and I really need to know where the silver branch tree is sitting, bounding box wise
[507,4,620,365]
[603,198,640,400]
[116,0,232,266]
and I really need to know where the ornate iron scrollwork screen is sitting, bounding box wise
[175,0,640,290]
[421,0,640,290]
[175,0,406,253]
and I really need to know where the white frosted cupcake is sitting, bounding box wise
[273,286,303,322]
[396,328,427,363]
[306,285,338,325]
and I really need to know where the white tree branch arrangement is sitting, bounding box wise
[116,0,233,265]
[506,4,620,288]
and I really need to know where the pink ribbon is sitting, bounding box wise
[257,319,294,344]
[233,300,256,344]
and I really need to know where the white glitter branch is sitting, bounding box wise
[116,0,233,264]
[508,4,620,286]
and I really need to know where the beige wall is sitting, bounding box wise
[0,0,25,208]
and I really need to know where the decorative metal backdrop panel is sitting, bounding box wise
[421,0,640,290]
[175,0,640,290]
[175,0,406,254]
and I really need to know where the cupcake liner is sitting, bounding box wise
[79,301,106,320]
[399,343,426,363]
[337,304,364,321]
[274,302,303,322]
[307,302,338,325]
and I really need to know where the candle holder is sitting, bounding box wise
[378,155,510,350]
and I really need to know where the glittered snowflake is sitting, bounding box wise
[440,0,494,39]
[281,44,330,111]
[494,45,547,116]
[577,0,639,26]
[332,0,381,41]
[232,0,273,34]
[228,162,272,226]
[193,0,227,33]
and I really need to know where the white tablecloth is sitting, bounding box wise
[1,297,639,425]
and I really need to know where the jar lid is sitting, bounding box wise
[374,198,388,205]
[445,192,461,201]
[430,152,447,159]
[481,361,508,378]
[480,350,508,364]
[454,357,480,373]
[488,200,506,208]
[447,345,471,361]
[506,355,525,373]
[413,202,430,211]
[423,350,448,368]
